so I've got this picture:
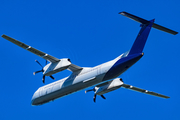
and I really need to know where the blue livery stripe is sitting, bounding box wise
[103,53,143,81]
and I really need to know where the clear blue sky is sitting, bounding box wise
[0,0,180,120]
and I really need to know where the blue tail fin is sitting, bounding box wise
[128,19,154,55]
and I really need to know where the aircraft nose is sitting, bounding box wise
[31,89,40,106]
[31,94,37,105]
[31,97,36,106]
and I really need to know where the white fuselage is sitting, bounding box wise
[31,57,117,105]
[31,52,143,105]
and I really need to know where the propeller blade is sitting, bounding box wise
[33,69,43,75]
[35,60,43,68]
[85,89,94,93]
[93,94,97,102]
[42,75,45,83]
[101,95,106,99]
[50,75,55,80]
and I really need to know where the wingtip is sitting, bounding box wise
[118,11,125,15]
[1,34,6,38]
[165,96,170,99]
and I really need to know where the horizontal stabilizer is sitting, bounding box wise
[122,84,170,99]
[119,11,178,35]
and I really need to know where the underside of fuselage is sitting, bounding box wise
[31,73,106,105]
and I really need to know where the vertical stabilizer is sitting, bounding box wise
[128,19,154,55]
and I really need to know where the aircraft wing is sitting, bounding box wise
[122,84,170,99]
[68,64,83,72]
[2,34,60,62]
[96,81,111,87]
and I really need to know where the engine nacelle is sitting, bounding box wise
[43,58,71,76]
[95,78,123,95]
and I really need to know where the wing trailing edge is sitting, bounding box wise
[122,84,170,99]
[68,64,83,72]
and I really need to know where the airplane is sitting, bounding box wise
[2,12,178,106]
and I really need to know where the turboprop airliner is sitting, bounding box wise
[2,12,178,105]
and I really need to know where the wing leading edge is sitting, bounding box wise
[87,79,169,99]
[2,34,83,72]
[2,34,60,62]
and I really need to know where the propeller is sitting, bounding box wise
[93,94,106,102]
[85,89,95,93]
[85,88,106,102]
[33,60,55,83]
[33,60,44,75]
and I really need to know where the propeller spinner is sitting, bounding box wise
[33,60,55,83]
